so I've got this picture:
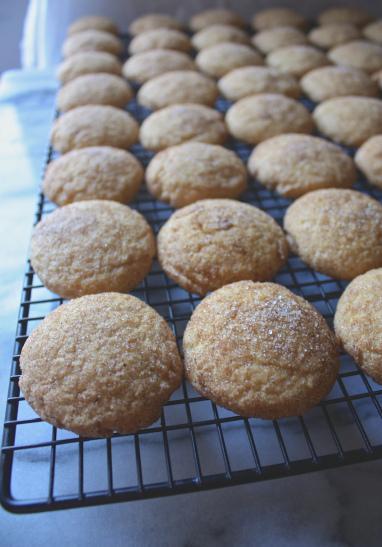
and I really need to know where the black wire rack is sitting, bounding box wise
[3,36,382,514]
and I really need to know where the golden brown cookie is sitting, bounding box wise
[51,106,138,153]
[157,199,288,295]
[57,73,133,111]
[252,25,308,54]
[31,200,155,298]
[128,13,183,36]
[183,281,339,418]
[248,134,356,198]
[313,96,382,146]
[252,8,307,31]
[284,189,382,280]
[266,45,330,78]
[355,135,382,188]
[128,28,191,54]
[363,20,382,45]
[328,40,382,73]
[43,146,144,206]
[192,24,250,50]
[62,30,123,58]
[190,9,245,32]
[146,142,247,207]
[57,51,122,84]
[19,292,182,437]
[196,42,263,78]
[309,23,362,49]
[139,104,228,151]
[122,49,196,83]
[226,93,313,144]
[334,268,382,384]
[318,7,372,27]
[137,70,218,110]
[68,15,118,35]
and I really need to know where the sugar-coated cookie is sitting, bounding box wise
[363,20,382,45]
[62,30,123,58]
[57,51,122,84]
[196,42,263,78]
[355,135,382,188]
[266,45,329,78]
[68,15,118,35]
[128,14,183,36]
[309,23,361,49]
[253,26,308,54]
[192,24,250,50]
[318,7,372,27]
[122,49,196,83]
[190,9,245,32]
[128,28,191,54]
[328,40,382,74]
[252,8,307,31]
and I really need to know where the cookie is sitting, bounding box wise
[137,70,218,110]
[57,73,133,112]
[68,15,118,36]
[31,200,155,298]
[372,69,382,90]
[318,7,372,27]
[51,105,139,153]
[328,40,382,74]
[122,49,196,83]
[248,134,356,198]
[309,23,362,49]
[266,45,329,78]
[128,14,183,36]
[313,97,382,146]
[301,66,379,102]
[146,142,247,207]
[57,51,122,84]
[252,25,308,54]
[218,66,300,100]
[62,30,123,58]
[363,20,382,45]
[190,9,245,32]
[157,199,288,295]
[284,189,382,280]
[355,135,382,188]
[140,104,228,151]
[183,281,339,419]
[128,28,191,55]
[334,268,382,384]
[226,94,313,145]
[196,42,263,78]
[192,24,250,50]
[43,146,143,206]
[19,292,182,437]
[252,8,307,31]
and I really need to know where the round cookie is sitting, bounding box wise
[122,49,196,83]
[309,23,362,50]
[158,199,288,295]
[318,7,372,27]
[248,134,356,198]
[372,69,382,90]
[226,94,313,145]
[183,281,339,419]
[252,26,308,54]
[51,105,139,153]
[355,135,382,188]
[301,66,379,102]
[328,40,382,74]
[363,20,382,45]
[128,28,191,55]
[190,9,245,32]
[68,15,118,36]
[43,147,144,206]
[146,142,247,207]
[218,66,300,100]
[31,200,155,298]
[139,104,228,151]
[57,73,133,112]
[252,8,307,31]
[62,30,123,58]
[128,14,183,36]
[266,45,330,78]
[57,51,122,84]
[284,188,382,280]
[313,97,382,147]
[19,292,182,437]
[334,268,382,384]
[137,71,218,110]
[192,24,250,51]
[195,42,263,78]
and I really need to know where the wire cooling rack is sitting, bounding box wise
[3,41,382,514]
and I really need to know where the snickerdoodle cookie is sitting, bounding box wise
[284,189,382,280]
[190,9,245,32]
[19,292,182,437]
[43,147,143,206]
[313,97,382,146]
[137,71,218,110]
[128,28,191,54]
[140,104,228,151]
[128,14,183,36]
[57,51,122,84]
[146,142,247,207]
[334,268,382,384]
[68,15,118,35]
[31,200,155,298]
[62,30,123,58]
[252,26,308,54]
[301,66,378,102]
[183,281,339,418]
[218,66,300,100]
[252,8,307,31]
[192,24,250,50]
[309,23,361,49]
[51,105,139,153]
[266,45,329,78]
[157,199,288,295]
[122,49,196,83]
[57,73,133,111]
[226,94,313,144]
[318,7,372,27]
[355,135,382,188]
[328,40,382,74]
[363,20,382,45]
[248,134,356,198]
[196,42,263,78]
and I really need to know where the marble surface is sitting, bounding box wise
[1,70,382,547]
